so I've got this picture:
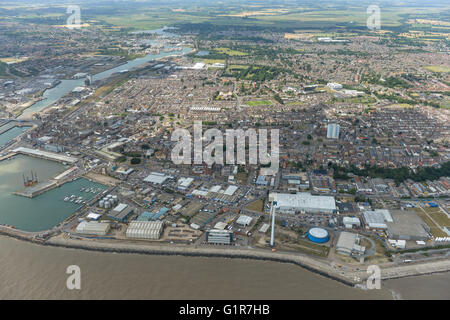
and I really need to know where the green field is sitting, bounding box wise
[215,47,248,56]
[246,100,273,106]
[424,65,450,73]
[3,2,449,32]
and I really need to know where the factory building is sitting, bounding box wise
[206,229,234,245]
[177,177,194,190]
[363,209,393,229]
[236,215,253,227]
[343,216,361,229]
[336,232,365,256]
[76,221,110,236]
[214,222,228,230]
[108,203,134,222]
[126,221,164,240]
[144,172,172,185]
[270,192,336,214]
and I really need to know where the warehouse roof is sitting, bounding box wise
[270,192,336,212]
[224,185,238,196]
[178,177,194,188]
[336,232,365,256]
[144,172,172,184]
[214,222,228,230]
[363,210,392,229]
[86,213,101,220]
[113,203,128,212]
[236,215,252,226]
[76,221,110,234]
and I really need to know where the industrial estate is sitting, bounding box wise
[0,0,449,291]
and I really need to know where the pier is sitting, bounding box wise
[14,181,57,198]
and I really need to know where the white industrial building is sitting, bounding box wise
[336,232,365,256]
[270,192,336,214]
[177,177,194,190]
[214,222,228,230]
[76,221,110,236]
[192,189,208,198]
[343,216,361,229]
[86,212,102,221]
[209,185,222,193]
[363,209,393,229]
[206,229,234,245]
[327,82,343,90]
[236,215,253,226]
[144,172,172,184]
[126,221,164,240]
[224,185,238,196]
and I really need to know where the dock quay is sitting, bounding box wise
[12,147,78,164]
[14,181,58,198]
[0,152,16,161]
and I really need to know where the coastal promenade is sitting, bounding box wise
[0,226,449,287]
[45,234,450,286]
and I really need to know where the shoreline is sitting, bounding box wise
[1,227,449,289]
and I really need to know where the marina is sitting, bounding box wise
[0,154,107,232]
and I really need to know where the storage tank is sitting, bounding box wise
[307,227,329,243]
[105,202,111,209]
[99,200,105,208]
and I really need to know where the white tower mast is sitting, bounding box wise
[269,193,277,247]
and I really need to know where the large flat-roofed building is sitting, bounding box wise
[224,185,238,196]
[206,229,234,245]
[126,221,164,240]
[270,192,336,214]
[343,216,361,229]
[76,221,110,236]
[108,203,134,222]
[363,209,393,229]
[144,172,172,184]
[386,210,429,241]
[236,215,252,226]
[177,177,194,190]
[336,232,365,256]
